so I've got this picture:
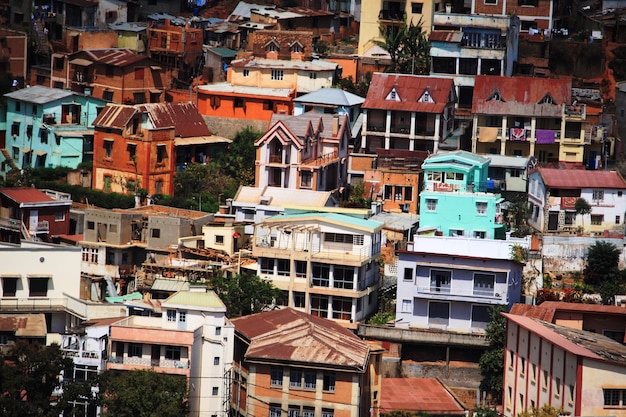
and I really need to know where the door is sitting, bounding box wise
[29,209,38,233]
[548,212,559,231]
[151,345,160,367]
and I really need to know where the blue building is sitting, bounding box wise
[419,150,506,239]
[2,86,108,175]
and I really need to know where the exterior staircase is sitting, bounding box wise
[0,148,18,170]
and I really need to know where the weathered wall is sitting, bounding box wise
[202,116,268,140]
[542,235,626,275]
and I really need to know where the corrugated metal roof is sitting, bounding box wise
[285,6,334,17]
[151,278,190,292]
[140,102,212,138]
[228,2,275,21]
[293,87,365,107]
[5,85,75,104]
[363,72,454,113]
[0,188,55,204]
[536,167,626,189]
[381,378,466,414]
[233,186,332,207]
[93,105,137,129]
[109,22,149,32]
[163,290,226,310]
[484,154,529,169]
[472,75,571,116]
[77,48,147,67]
[370,212,418,232]
[231,57,338,71]
[206,47,238,58]
[429,30,463,43]
[262,212,384,232]
[197,82,293,98]
[0,314,47,337]
[232,308,370,371]
[423,150,489,168]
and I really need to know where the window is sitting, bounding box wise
[260,258,275,274]
[277,259,290,276]
[271,70,284,81]
[449,229,464,237]
[617,216,621,225]
[471,305,490,329]
[430,270,451,293]
[134,67,145,80]
[323,374,335,392]
[215,235,224,245]
[542,370,549,389]
[12,146,19,160]
[268,43,277,52]
[303,408,314,417]
[312,264,330,287]
[402,299,412,313]
[104,139,113,158]
[11,122,19,136]
[322,409,334,417]
[270,405,282,417]
[604,389,626,407]
[103,90,114,101]
[128,343,142,357]
[28,277,49,297]
[295,261,307,278]
[593,190,604,201]
[243,69,249,77]
[476,201,487,215]
[301,171,312,188]
[290,369,302,388]
[292,45,301,53]
[271,368,283,386]
[473,273,495,296]
[40,128,48,144]
[2,277,18,297]
[289,407,300,417]
[55,211,65,221]
[403,268,413,281]
[133,92,145,104]
[212,387,219,396]
[234,98,244,108]
[518,0,538,5]
[332,297,352,320]
[304,372,316,389]
[156,145,167,163]
[215,326,221,336]
[520,357,526,376]
[151,228,161,238]
[428,301,450,326]
[166,310,176,322]
[127,143,136,161]
[87,221,95,230]
[473,230,486,239]
[310,294,329,318]
[555,377,561,397]
[15,101,21,112]
[294,292,305,308]
[485,0,497,4]
[333,266,354,289]
[309,72,317,79]
[591,215,604,225]
[426,198,438,211]
[155,180,163,194]
[411,2,423,13]
[165,346,181,360]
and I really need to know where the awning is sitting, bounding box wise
[0,313,47,337]
[174,135,231,146]
[21,147,31,153]
[54,130,93,137]
[150,89,162,95]
[69,58,93,66]
[103,138,115,142]
[33,150,47,156]
[150,66,162,71]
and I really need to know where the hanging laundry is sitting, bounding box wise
[510,128,526,141]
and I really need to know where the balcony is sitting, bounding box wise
[269,154,283,163]
[416,285,506,303]
[30,220,49,234]
[71,71,93,84]
[0,217,20,233]
[564,104,586,119]
[367,124,386,133]
[108,356,189,369]
[302,150,338,166]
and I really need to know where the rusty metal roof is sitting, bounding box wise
[285,6,335,17]
[362,73,453,114]
[93,104,137,129]
[472,75,571,116]
[0,314,47,337]
[381,378,466,415]
[429,30,462,43]
[0,188,54,204]
[139,102,212,137]
[232,308,371,371]
[536,167,626,189]
[76,48,148,67]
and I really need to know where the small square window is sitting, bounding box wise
[55,211,65,221]
[212,387,219,396]
[243,69,249,77]
[167,310,176,322]
[411,2,423,13]
[87,221,95,230]
[156,145,167,163]
[215,326,221,336]
[214,356,220,365]
[215,235,224,245]
[403,268,413,281]
[151,228,161,238]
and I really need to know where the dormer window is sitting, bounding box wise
[539,94,555,104]
[487,91,504,102]
[265,39,280,53]
[268,44,277,52]
[418,90,434,103]
[386,87,400,101]
[293,45,301,53]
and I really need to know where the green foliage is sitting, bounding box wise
[36,182,136,209]
[314,40,330,56]
[510,244,528,262]
[507,195,531,237]
[474,406,499,417]
[98,370,188,417]
[574,198,591,216]
[479,305,507,399]
[342,182,370,208]
[170,162,239,212]
[0,341,73,417]
[375,16,430,75]
[518,404,563,417]
[208,272,281,318]
[367,311,395,325]
[335,73,372,98]
[218,126,260,186]
[584,240,621,287]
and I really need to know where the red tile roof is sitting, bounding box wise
[362,73,454,113]
[381,378,465,415]
[231,308,370,371]
[472,75,571,117]
[0,188,54,204]
[536,167,626,189]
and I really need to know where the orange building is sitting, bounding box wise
[92,102,228,196]
[231,308,383,417]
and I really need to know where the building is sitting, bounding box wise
[106,290,234,417]
[255,112,350,195]
[253,211,383,328]
[2,86,108,174]
[472,0,556,33]
[471,75,605,166]
[0,188,72,242]
[395,235,524,332]
[0,29,27,82]
[484,154,530,194]
[381,378,465,415]
[109,22,149,53]
[51,48,172,104]
[419,151,506,239]
[527,167,626,235]
[92,102,229,196]
[230,308,383,417]
[293,88,365,132]
[503,312,626,417]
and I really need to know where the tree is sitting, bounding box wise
[218,126,261,186]
[518,404,563,417]
[584,240,621,287]
[574,198,591,230]
[375,16,430,75]
[171,162,239,212]
[97,370,188,417]
[478,305,507,401]
[208,272,281,318]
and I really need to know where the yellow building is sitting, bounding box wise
[357,0,443,55]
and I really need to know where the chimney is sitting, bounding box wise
[332,115,339,136]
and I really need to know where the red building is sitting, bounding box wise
[0,188,72,242]
[92,102,229,196]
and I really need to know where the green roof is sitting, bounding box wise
[163,291,226,310]
[208,47,238,58]
[264,212,384,232]
[105,292,143,303]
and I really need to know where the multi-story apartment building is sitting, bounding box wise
[471,75,605,166]
[252,211,383,328]
[395,235,524,332]
[106,290,234,417]
[2,86,108,174]
[231,308,383,417]
[255,112,350,195]
[419,150,506,239]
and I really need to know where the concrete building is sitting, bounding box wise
[484,154,530,194]
[293,88,365,132]
[503,312,626,417]
[253,211,383,328]
[527,167,626,235]
[231,308,383,417]
[0,29,27,82]
[395,235,524,332]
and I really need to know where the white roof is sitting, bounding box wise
[5,86,75,104]
[484,154,530,169]
[233,186,332,207]
[235,57,338,71]
[197,82,293,98]
[294,87,364,107]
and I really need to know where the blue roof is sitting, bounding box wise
[293,87,365,107]
[207,47,238,58]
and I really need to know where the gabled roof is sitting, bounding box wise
[472,75,571,116]
[162,290,226,311]
[75,48,148,67]
[534,168,626,189]
[0,188,71,208]
[267,112,350,142]
[381,378,465,415]
[93,104,137,129]
[231,308,370,371]
[293,87,365,107]
[362,72,454,113]
[255,119,305,149]
[139,102,212,138]
[504,313,626,366]
[5,85,75,104]
[422,150,490,170]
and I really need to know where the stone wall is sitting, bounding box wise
[542,235,626,276]
[203,116,269,140]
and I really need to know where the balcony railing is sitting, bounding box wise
[417,286,505,301]
[64,349,103,360]
[269,154,283,163]
[0,217,20,232]
[302,150,338,166]
[108,356,189,369]
[30,220,49,234]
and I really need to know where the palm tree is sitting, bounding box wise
[375,15,430,75]
[575,197,591,231]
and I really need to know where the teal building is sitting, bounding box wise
[2,86,108,175]
[419,150,506,239]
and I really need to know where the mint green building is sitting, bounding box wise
[419,150,506,239]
